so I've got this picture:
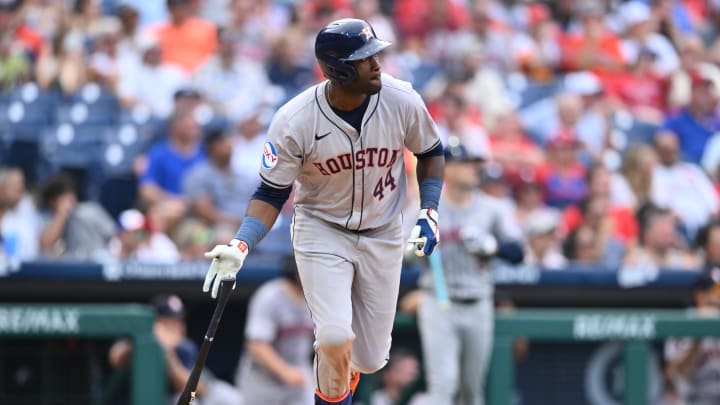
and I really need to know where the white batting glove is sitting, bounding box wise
[459,226,498,257]
[203,239,248,299]
[407,208,440,257]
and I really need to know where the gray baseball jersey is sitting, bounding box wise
[418,191,520,405]
[419,191,521,300]
[238,278,315,405]
[258,73,440,231]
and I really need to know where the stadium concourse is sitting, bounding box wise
[1,0,720,404]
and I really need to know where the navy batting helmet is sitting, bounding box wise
[315,18,391,84]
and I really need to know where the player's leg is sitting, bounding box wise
[418,292,461,404]
[293,215,357,404]
[350,221,405,375]
[458,299,494,405]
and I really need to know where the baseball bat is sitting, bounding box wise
[428,249,451,310]
[176,279,234,405]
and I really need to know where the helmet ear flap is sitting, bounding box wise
[322,59,358,85]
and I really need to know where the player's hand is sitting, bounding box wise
[459,226,498,257]
[281,366,307,388]
[202,239,248,298]
[407,208,439,257]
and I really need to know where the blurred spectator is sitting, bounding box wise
[119,0,168,27]
[663,73,720,164]
[0,29,30,90]
[266,27,315,102]
[0,167,40,266]
[108,207,180,264]
[38,172,116,260]
[223,0,291,64]
[522,71,615,157]
[0,0,44,59]
[35,25,87,93]
[558,1,626,79]
[651,130,718,238]
[114,3,143,67]
[117,32,189,118]
[369,348,428,405]
[139,108,204,222]
[173,217,213,261]
[618,1,680,78]
[667,35,720,109]
[509,1,560,82]
[151,0,217,74]
[231,107,271,182]
[665,270,720,405]
[182,129,255,231]
[562,196,627,270]
[193,27,273,122]
[537,134,587,209]
[87,17,123,91]
[434,92,491,160]
[522,208,567,270]
[624,204,699,270]
[695,220,720,272]
[394,0,469,44]
[236,255,314,405]
[606,47,667,125]
[563,164,638,246]
[488,111,545,182]
[621,144,659,208]
[513,173,547,229]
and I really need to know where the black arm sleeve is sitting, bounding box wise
[251,181,293,210]
[414,142,444,159]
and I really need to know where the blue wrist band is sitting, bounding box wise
[419,177,443,210]
[234,216,269,251]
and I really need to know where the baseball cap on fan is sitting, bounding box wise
[151,294,186,318]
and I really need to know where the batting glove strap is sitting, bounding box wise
[202,239,247,298]
[407,208,440,257]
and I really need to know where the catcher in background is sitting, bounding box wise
[236,255,315,405]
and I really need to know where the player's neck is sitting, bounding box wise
[446,187,473,207]
[326,81,367,111]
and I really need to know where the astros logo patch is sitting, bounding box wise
[262,141,278,169]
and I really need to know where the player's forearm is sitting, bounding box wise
[246,340,295,381]
[415,155,445,210]
[245,199,281,230]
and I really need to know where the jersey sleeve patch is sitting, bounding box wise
[261,141,279,169]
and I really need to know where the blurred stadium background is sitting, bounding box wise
[2,0,720,404]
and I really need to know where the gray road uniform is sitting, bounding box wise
[238,278,315,405]
[258,73,441,374]
[418,191,521,405]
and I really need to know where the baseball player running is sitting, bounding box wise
[202,18,444,405]
[237,255,315,405]
[418,140,523,405]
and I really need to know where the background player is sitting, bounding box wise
[413,140,524,405]
[201,18,445,405]
[236,255,315,405]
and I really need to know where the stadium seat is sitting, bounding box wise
[59,83,120,125]
[101,124,148,177]
[41,123,112,170]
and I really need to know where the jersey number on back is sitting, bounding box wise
[373,170,397,200]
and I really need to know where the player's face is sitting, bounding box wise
[348,54,382,95]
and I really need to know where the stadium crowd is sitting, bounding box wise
[2,0,720,276]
